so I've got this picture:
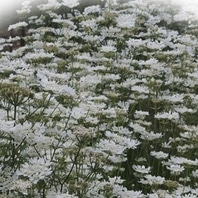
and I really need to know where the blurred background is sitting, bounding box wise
[0,0,25,29]
[0,0,198,30]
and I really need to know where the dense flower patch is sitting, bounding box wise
[0,0,198,197]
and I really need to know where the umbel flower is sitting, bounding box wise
[139,175,165,185]
[167,164,185,175]
[132,165,151,174]
[16,158,52,184]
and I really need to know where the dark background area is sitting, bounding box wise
[0,0,24,30]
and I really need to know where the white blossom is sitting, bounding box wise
[10,179,32,195]
[150,151,169,159]
[116,14,136,28]
[101,45,117,53]
[8,21,28,31]
[134,110,149,119]
[16,158,52,184]
[141,131,163,141]
[192,170,198,178]
[83,5,101,15]
[140,175,165,185]
[132,165,151,174]
[155,111,180,122]
[167,164,185,174]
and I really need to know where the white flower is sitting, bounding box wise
[122,78,142,88]
[116,14,136,28]
[131,85,149,94]
[162,141,172,149]
[0,38,5,44]
[71,106,88,119]
[53,19,76,29]
[10,179,32,195]
[101,45,117,53]
[100,26,121,38]
[130,123,147,134]
[105,131,140,149]
[76,53,93,61]
[140,175,165,185]
[174,106,195,114]
[80,19,97,28]
[146,40,165,50]
[0,120,16,132]
[8,21,28,31]
[192,170,198,178]
[132,165,151,174]
[174,186,192,197]
[115,188,143,198]
[126,138,140,149]
[148,193,158,198]
[97,139,126,155]
[127,38,146,48]
[83,5,101,15]
[101,108,117,118]
[136,157,147,163]
[112,126,131,136]
[103,74,120,81]
[134,110,149,119]
[79,74,101,89]
[169,156,188,164]
[23,51,54,61]
[47,192,78,198]
[109,176,124,184]
[85,116,99,124]
[162,94,184,103]
[154,111,179,122]
[140,131,162,141]
[169,156,198,166]
[188,71,198,80]
[32,40,44,49]
[150,151,169,159]
[177,144,194,153]
[2,121,39,144]
[167,164,185,174]
[17,158,52,184]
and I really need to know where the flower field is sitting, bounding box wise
[0,0,198,197]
